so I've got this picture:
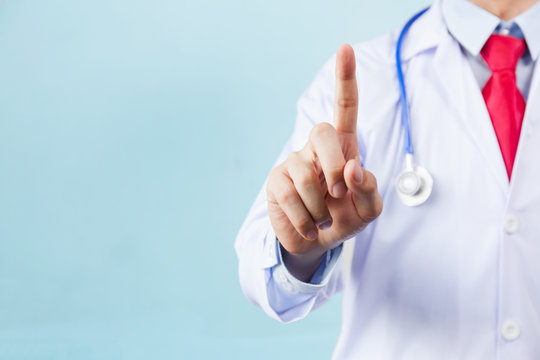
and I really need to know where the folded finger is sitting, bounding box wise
[308,123,347,198]
[287,153,333,230]
[271,169,319,241]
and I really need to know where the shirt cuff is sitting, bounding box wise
[268,229,343,295]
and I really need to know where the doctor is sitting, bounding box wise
[236,0,540,358]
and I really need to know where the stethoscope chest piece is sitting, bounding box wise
[396,165,433,207]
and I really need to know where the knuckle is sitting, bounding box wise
[326,163,345,179]
[336,96,358,109]
[296,170,318,188]
[268,167,280,182]
[286,151,302,165]
[360,176,378,194]
[267,167,283,190]
[310,122,335,141]
[362,173,380,193]
[266,169,278,194]
[362,182,377,194]
[277,186,296,205]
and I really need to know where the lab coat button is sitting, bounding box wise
[504,215,519,234]
[502,321,520,341]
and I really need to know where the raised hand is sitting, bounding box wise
[266,44,383,281]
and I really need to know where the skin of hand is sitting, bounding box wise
[266,44,383,282]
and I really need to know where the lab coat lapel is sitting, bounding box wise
[433,32,509,193]
[510,58,540,188]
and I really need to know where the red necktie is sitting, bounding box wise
[481,34,527,180]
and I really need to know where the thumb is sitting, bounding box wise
[343,156,383,219]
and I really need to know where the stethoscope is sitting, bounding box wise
[395,6,433,207]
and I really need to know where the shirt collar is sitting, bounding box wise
[514,1,540,60]
[442,0,540,60]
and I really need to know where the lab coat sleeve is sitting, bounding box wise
[235,56,345,323]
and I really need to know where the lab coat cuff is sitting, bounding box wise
[259,226,280,269]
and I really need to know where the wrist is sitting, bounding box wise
[280,243,326,282]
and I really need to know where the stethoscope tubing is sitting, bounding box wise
[394,6,434,206]
[395,6,431,156]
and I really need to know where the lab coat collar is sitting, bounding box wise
[398,0,445,62]
[443,0,540,60]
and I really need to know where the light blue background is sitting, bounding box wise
[0,0,428,358]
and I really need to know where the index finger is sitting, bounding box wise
[334,44,358,134]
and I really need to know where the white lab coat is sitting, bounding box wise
[235,0,540,358]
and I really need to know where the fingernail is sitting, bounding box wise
[317,218,333,230]
[306,229,318,241]
[332,181,347,198]
[354,156,364,183]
